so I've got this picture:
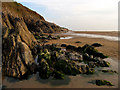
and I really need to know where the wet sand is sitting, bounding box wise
[3,58,119,88]
[73,31,118,37]
[3,31,119,88]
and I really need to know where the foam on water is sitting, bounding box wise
[64,32,120,41]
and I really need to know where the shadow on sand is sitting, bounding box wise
[35,73,71,86]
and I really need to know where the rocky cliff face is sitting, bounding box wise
[2,2,68,78]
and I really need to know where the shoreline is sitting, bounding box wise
[71,31,118,37]
[3,31,119,88]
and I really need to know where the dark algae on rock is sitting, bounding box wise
[99,70,118,74]
[96,80,114,86]
[30,43,110,80]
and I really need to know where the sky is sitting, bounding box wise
[15,0,119,31]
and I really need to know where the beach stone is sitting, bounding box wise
[75,41,81,43]
[66,45,77,51]
[91,43,103,47]
[61,44,67,47]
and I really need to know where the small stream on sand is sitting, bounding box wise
[3,57,119,88]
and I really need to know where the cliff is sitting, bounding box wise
[2,2,68,78]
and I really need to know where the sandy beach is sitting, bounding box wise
[2,31,119,88]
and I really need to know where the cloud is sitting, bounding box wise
[16,0,119,30]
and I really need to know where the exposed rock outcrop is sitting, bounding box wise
[2,2,68,78]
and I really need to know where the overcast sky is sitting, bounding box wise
[15,0,119,31]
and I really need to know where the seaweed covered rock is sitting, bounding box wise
[79,65,95,74]
[55,60,79,75]
[57,54,67,61]
[82,44,108,59]
[96,60,110,67]
[96,80,114,86]
[38,58,51,79]
[77,46,82,52]
[53,70,65,79]
[68,52,83,62]
[83,55,110,67]
[33,44,111,80]
[88,61,96,68]
[100,70,117,74]
[38,49,52,66]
